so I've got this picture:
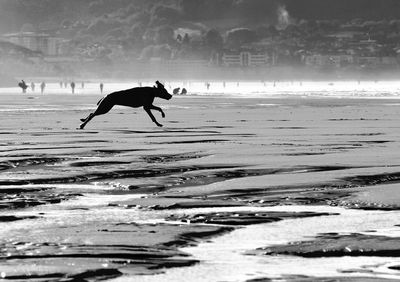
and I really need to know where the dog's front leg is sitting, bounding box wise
[144,107,163,127]
[150,105,165,118]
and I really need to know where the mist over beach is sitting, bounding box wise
[2,1,400,282]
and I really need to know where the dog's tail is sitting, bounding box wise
[97,97,105,105]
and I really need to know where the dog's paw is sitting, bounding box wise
[156,123,163,127]
[80,118,86,122]
[161,113,165,118]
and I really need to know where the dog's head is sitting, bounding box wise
[155,81,172,100]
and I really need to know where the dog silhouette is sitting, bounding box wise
[79,81,172,129]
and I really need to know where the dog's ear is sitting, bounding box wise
[155,81,164,89]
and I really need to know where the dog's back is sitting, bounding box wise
[106,87,157,108]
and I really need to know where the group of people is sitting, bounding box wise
[18,80,105,94]
[172,87,187,95]
[18,80,46,94]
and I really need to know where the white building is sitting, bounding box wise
[304,54,354,67]
[2,32,62,56]
[222,51,269,67]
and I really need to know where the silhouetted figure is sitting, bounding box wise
[173,87,180,95]
[81,82,85,89]
[30,82,35,92]
[206,82,210,90]
[59,81,63,88]
[138,82,142,87]
[18,80,28,93]
[80,81,172,129]
[71,82,76,94]
[100,83,104,94]
[223,81,226,88]
[181,88,187,95]
[40,82,46,94]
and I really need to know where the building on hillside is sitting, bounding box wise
[221,51,269,67]
[2,32,62,56]
[303,54,354,67]
[379,56,398,66]
[355,56,379,66]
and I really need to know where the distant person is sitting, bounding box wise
[71,81,76,94]
[206,82,210,90]
[30,82,35,92]
[181,88,187,95]
[18,80,28,93]
[138,82,142,87]
[100,82,104,94]
[81,82,85,89]
[173,87,180,95]
[40,82,46,94]
[59,81,63,88]
[223,81,226,88]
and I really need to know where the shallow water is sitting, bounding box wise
[5,80,400,98]
[139,206,400,282]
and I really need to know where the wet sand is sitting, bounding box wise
[1,92,400,281]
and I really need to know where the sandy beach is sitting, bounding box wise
[1,83,400,281]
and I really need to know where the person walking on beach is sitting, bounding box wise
[100,82,104,94]
[40,82,46,94]
[30,82,35,92]
[18,80,28,93]
[71,81,76,94]
[81,82,85,89]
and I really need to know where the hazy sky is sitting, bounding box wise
[1,0,400,34]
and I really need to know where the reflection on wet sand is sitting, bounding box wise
[1,94,400,280]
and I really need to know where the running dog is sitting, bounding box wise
[79,81,172,129]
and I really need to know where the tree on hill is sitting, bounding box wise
[225,28,257,48]
[204,29,223,50]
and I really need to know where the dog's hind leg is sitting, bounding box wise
[79,112,96,129]
[79,99,114,129]
[80,113,92,122]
